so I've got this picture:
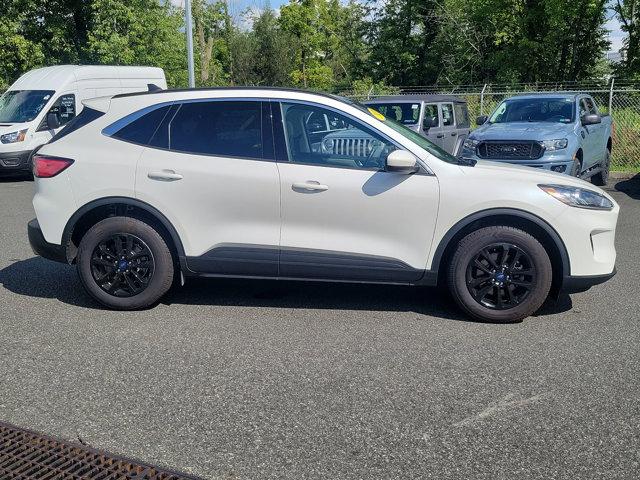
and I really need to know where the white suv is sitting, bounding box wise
[28,88,619,322]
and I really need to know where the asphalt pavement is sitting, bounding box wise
[1,175,639,479]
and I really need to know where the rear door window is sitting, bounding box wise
[441,103,454,126]
[168,101,263,158]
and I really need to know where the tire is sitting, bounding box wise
[569,156,582,178]
[591,149,610,186]
[76,217,174,310]
[447,226,553,323]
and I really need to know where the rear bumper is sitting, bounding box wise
[0,150,32,172]
[28,219,67,263]
[561,268,616,294]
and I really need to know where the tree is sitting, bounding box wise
[614,0,640,75]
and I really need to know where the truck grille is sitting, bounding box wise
[477,141,544,160]
[326,138,375,157]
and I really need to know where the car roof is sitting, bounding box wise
[507,93,580,100]
[365,95,467,104]
[112,86,347,102]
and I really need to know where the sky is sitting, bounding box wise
[170,0,626,55]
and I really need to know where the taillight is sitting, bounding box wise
[33,155,74,178]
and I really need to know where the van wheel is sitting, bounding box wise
[447,226,552,323]
[76,217,174,310]
[592,150,610,186]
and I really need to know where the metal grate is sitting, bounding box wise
[0,421,202,480]
[477,141,543,160]
[326,137,374,157]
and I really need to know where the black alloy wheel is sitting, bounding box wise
[465,243,535,310]
[90,234,155,297]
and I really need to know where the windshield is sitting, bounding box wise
[368,103,421,125]
[0,90,55,123]
[488,97,574,124]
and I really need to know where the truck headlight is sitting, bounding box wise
[0,129,28,144]
[540,138,568,151]
[463,138,479,149]
[539,184,614,210]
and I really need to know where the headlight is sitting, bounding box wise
[463,138,479,149]
[0,129,28,144]
[539,184,614,210]
[540,138,568,151]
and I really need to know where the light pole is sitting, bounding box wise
[184,0,195,88]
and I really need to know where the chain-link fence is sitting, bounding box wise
[341,80,640,171]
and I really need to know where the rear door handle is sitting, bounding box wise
[436,134,444,138]
[451,132,457,136]
[292,181,329,192]
[148,170,183,181]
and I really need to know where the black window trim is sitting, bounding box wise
[103,97,274,163]
[272,98,431,174]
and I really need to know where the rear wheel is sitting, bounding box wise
[447,226,552,323]
[591,149,610,186]
[76,217,174,310]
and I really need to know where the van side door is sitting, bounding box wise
[422,103,444,147]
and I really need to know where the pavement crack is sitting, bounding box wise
[452,392,550,428]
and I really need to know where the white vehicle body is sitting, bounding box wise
[28,88,619,321]
[0,65,166,173]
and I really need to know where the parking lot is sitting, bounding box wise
[0,176,639,479]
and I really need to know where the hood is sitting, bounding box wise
[472,121,574,141]
[471,159,598,190]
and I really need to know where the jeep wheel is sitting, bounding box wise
[447,226,552,323]
[76,217,174,310]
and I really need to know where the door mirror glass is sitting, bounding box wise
[386,149,418,174]
[581,113,601,126]
[476,115,488,125]
[46,112,61,130]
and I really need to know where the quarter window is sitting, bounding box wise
[113,105,172,145]
[280,102,396,170]
[454,104,470,128]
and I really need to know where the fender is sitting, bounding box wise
[429,208,571,277]
[62,196,186,261]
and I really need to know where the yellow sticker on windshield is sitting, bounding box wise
[368,107,386,121]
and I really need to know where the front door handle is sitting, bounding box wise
[148,170,183,181]
[451,132,457,136]
[292,181,329,192]
[436,134,444,138]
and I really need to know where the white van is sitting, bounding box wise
[0,65,166,175]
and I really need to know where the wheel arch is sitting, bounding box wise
[62,197,186,266]
[431,208,570,297]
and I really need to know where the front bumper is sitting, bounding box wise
[0,149,32,172]
[459,151,574,173]
[28,219,67,263]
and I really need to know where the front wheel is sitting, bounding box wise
[76,217,174,310]
[591,149,610,186]
[447,226,553,323]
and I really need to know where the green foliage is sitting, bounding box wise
[0,0,625,91]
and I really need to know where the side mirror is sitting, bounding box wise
[423,116,438,129]
[46,112,61,130]
[581,113,601,126]
[476,115,488,125]
[386,150,419,174]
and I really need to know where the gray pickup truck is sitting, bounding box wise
[459,93,613,184]
[365,95,471,155]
